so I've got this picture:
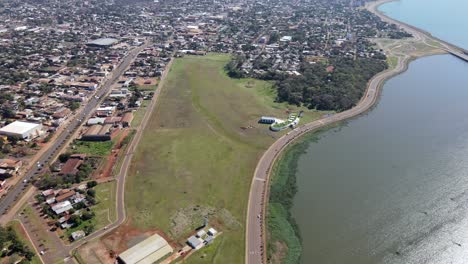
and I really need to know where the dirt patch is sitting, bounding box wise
[135,77,158,87]
[77,239,115,264]
[269,241,288,264]
[169,205,240,240]
[95,129,129,180]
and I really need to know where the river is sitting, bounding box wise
[290,1,468,263]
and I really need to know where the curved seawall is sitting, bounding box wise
[264,1,468,263]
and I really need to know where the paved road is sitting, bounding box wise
[63,58,174,257]
[367,0,468,62]
[0,45,146,218]
[246,2,468,263]
[245,42,412,264]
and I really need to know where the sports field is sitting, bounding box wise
[124,54,325,263]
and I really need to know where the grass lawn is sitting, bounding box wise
[6,220,42,264]
[131,100,151,128]
[71,141,113,156]
[93,181,117,230]
[386,56,398,69]
[123,54,325,263]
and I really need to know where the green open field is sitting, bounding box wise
[71,140,113,156]
[93,181,117,230]
[123,54,325,263]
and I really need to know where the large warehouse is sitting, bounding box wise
[118,234,173,264]
[0,121,43,140]
[86,38,118,48]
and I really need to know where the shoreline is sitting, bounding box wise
[246,0,454,263]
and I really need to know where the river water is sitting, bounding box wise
[291,1,468,263]
[378,0,468,50]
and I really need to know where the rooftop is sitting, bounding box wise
[0,121,41,134]
[118,234,173,264]
[87,38,118,47]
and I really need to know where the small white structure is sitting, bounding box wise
[0,121,43,140]
[280,36,292,42]
[71,230,86,241]
[259,116,277,124]
[208,228,218,236]
[187,235,204,249]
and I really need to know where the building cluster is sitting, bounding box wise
[39,182,99,240]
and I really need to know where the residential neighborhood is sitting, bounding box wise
[0,0,442,263]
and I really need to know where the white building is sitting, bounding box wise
[51,201,73,215]
[71,230,86,241]
[118,234,173,264]
[0,121,43,140]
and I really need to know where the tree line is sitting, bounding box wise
[225,56,387,111]
[0,226,35,262]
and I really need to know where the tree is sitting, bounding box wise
[81,211,95,221]
[86,189,96,197]
[58,153,71,163]
[84,224,94,235]
[86,181,97,189]
[69,215,81,226]
[69,102,80,111]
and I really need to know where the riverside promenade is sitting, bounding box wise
[246,1,468,264]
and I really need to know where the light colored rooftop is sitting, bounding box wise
[0,121,41,134]
[119,234,173,264]
[87,38,118,46]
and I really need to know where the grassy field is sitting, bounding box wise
[71,140,113,156]
[386,56,398,69]
[131,100,151,128]
[93,181,117,230]
[6,221,42,264]
[123,54,325,263]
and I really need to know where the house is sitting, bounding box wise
[71,230,86,241]
[104,116,122,125]
[51,200,73,215]
[87,117,105,125]
[55,190,76,203]
[81,124,114,141]
[52,107,72,119]
[0,158,22,178]
[59,158,83,176]
[187,235,204,249]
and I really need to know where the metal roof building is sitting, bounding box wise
[118,234,173,264]
[0,121,42,140]
[87,38,118,47]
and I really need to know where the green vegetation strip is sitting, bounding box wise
[267,124,338,264]
[93,181,117,229]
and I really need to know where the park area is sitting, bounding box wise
[89,54,325,263]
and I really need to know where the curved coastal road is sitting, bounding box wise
[245,53,410,264]
[246,1,468,263]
